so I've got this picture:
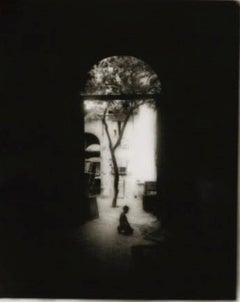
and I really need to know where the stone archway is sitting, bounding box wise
[84,132,101,197]
[85,132,100,150]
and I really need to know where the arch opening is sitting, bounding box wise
[84,133,101,197]
[82,56,161,222]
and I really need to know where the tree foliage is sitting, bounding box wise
[84,56,161,95]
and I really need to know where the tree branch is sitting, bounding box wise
[117,121,121,136]
[113,107,134,151]
[102,107,113,150]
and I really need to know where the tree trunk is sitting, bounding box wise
[111,149,119,207]
[102,106,133,208]
[102,108,120,207]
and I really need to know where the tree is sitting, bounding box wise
[83,56,161,207]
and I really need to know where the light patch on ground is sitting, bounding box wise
[74,196,160,275]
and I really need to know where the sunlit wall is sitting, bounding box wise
[84,101,157,202]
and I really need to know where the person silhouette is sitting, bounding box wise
[117,205,134,235]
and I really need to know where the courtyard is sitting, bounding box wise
[72,195,162,277]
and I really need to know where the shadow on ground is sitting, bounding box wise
[0,196,235,299]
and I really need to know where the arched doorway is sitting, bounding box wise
[82,56,161,221]
[84,133,101,196]
[85,132,100,152]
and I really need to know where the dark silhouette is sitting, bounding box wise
[117,205,134,235]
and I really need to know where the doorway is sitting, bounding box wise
[82,55,161,221]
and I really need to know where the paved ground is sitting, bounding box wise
[0,197,228,299]
[72,195,161,276]
[0,195,165,297]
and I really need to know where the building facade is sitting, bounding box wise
[84,101,157,206]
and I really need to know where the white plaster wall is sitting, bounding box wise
[84,102,158,202]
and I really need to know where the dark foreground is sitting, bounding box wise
[0,202,236,300]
